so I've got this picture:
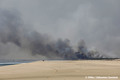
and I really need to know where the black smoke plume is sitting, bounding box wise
[0,9,105,60]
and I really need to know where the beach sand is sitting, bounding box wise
[0,60,120,80]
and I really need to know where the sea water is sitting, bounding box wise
[0,59,38,66]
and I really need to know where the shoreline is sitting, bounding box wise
[0,59,120,67]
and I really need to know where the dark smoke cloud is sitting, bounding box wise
[0,0,120,58]
[0,9,105,60]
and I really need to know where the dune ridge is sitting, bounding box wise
[0,60,120,80]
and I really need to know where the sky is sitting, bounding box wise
[0,0,120,57]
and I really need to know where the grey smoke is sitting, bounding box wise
[0,0,120,58]
[0,9,104,60]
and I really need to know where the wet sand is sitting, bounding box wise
[0,60,120,80]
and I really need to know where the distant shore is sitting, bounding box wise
[0,58,120,67]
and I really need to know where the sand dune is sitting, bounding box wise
[0,60,120,80]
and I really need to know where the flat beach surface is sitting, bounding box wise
[0,60,120,80]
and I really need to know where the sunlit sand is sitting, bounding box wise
[0,60,120,80]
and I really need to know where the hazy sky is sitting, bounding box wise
[0,0,120,57]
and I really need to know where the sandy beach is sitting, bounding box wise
[0,60,120,80]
